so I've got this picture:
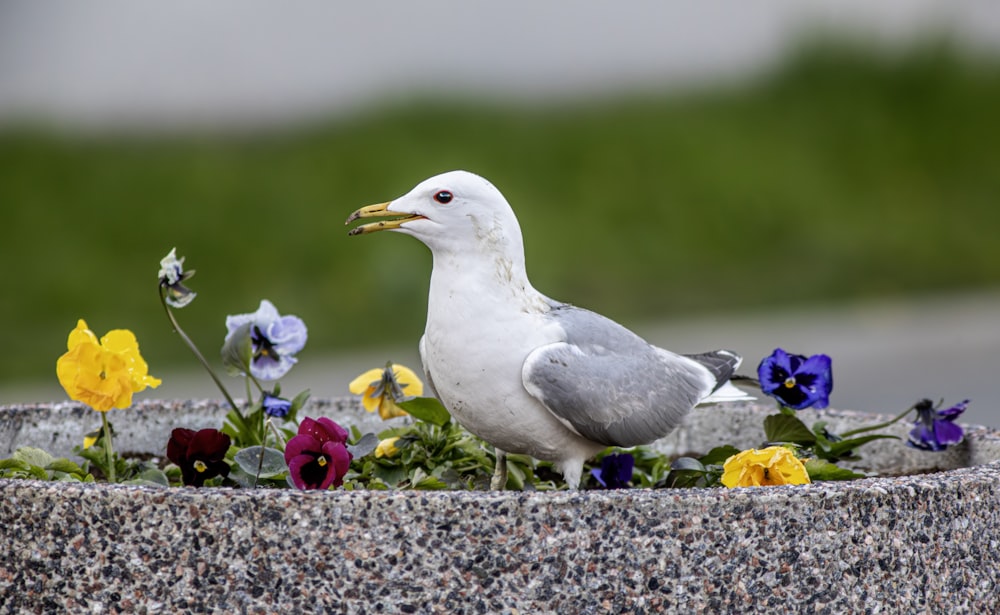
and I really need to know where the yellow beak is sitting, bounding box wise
[345,201,425,236]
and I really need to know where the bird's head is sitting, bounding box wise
[346,170,524,257]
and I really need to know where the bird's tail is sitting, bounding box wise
[699,380,755,404]
[686,349,756,403]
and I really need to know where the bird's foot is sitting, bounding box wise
[490,449,508,490]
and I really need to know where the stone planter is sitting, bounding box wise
[1,399,998,613]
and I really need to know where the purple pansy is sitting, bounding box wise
[225,299,307,381]
[166,428,231,487]
[590,453,634,489]
[758,348,833,410]
[262,392,293,419]
[284,417,353,490]
[907,399,968,451]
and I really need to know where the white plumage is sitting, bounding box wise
[348,170,751,488]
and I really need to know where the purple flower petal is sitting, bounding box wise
[938,399,969,420]
[907,399,969,451]
[757,348,833,410]
[284,434,321,460]
[286,454,316,490]
[932,419,965,447]
[224,300,307,381]
[268,316,308,356]
[263,393,293,418]
[591,453,634,489]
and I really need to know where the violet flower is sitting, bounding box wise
[224,299,307,381]
[758,348,832,410]
[590,453,634,489]
[907,399,968,451]
[285,417,353,490]
[262,392,293,419]
[166,428,232,487]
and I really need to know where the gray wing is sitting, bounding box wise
[522,305,714,447]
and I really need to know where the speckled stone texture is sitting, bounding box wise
[2,400,999,614]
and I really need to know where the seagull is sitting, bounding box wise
[347,170,752,489]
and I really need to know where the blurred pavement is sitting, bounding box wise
[3,290,997,428]
[2,1,1000,130]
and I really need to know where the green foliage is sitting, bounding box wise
[75,443,170,486]
[229,445,289,488]
[0,447,94,482]
[662,445,741,488]
[396,397,451,427]
[3,42,1000,389]
[346,412,498,490]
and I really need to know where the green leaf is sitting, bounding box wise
[411,474,449,490]
[669,457,706,473]
[46,458,87,475]
[763,413,817,445]
[347,433,379,459]
[804,458,867,481]
[397,397,451,427]
[220,321,253,377]
[13,447,55,468]
[124,468,171,487]
[818,434,900,462]
[698,445,742,466]
[234,446,287,478]
[229,466,256,489]
[223,406,259,447]
[372,464,408,488]
[0,458,30,471]
[25,464,49,480]
[288,389,311,423]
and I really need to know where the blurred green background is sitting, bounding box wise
[1,43,999,390]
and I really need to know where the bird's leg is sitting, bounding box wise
[491,448,508,490]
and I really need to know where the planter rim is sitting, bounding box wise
[2,397,998,502]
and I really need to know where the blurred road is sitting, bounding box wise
[4,290,997,428]
[2,1,1000,129]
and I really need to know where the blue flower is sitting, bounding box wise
[757,348,832,410]
[590,453,634,489]
[262,393,293,418]
[907,399,968,451]
[224,300,307,381]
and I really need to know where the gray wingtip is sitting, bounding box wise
[684,349,743,391]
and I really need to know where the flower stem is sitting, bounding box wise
[840,403,917,438]
[102,411,115,483]
[158,287,249,434]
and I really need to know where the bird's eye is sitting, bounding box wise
[433,190,453,204]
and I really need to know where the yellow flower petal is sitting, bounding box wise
[392,364,424,397]
[100,329,161,392]
[82,432,99,450]
[66,319,98,350]
[349,368,383,395]
[375,436,401,458]
[56,320,159,412]
[360,387,380,414]
[721,446,810,488]
[349,364,424,419]
[377,398,409,420]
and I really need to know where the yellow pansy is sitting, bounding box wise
[720,446,811,488]
[56,319,161,412]
[374,437,402,459]
[348,363,423,420]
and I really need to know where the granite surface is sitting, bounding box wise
[1,400,999,613]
